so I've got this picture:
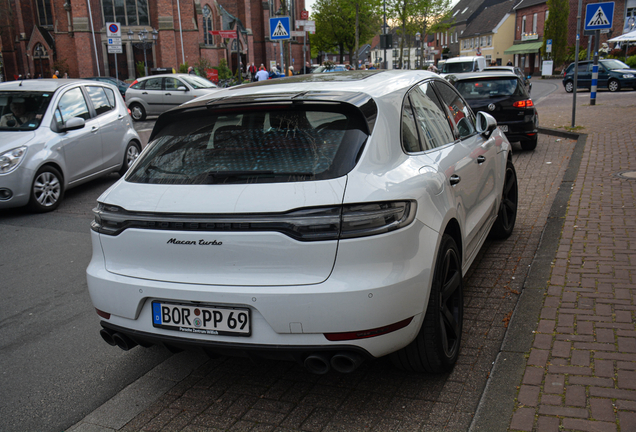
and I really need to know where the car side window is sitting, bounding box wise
[130,80,144,90]
[86,86,113,116]
[433,81,476,139]
[55,87,91,127]
[144,78,162,90]
[103,87,116,107]
[401,95,421,152]
[165,78,185,90]
[409,85,455,150]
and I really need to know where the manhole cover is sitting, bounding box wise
[616,171,636,179]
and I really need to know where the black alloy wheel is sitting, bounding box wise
[489,159,518,239]
[391,234,463,373]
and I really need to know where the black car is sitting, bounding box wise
[83,76,130,99]
[449,71,538,151]
[562,59,636,92]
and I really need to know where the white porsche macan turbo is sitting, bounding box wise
[87,70,518,374]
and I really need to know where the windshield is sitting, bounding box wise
[454,78,524,99]
[181,75,217,89]
[127,106,369,184]
[442,61,474,74]
[602,60,630,70]
[0,91,54,131]
[313,66,347,73]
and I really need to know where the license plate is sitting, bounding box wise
[499,125,508,132]
[152,301,251,336]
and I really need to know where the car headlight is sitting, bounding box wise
[0,146,27,174]
[622,74,634,78]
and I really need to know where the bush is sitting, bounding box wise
[214,59,232,80]
[136,61,145,77]
[194,57,213,77]
[178,63,189,73]
[626,55,636,68]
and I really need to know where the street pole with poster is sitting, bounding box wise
[301,10,309,72]
[106,22,122,80]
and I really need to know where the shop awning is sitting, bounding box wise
[504,42,543,55]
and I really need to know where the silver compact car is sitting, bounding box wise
[0,79,141,212]
[125,73,221,121]
[88,70,518,374]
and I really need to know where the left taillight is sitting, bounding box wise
[513,99,534,108]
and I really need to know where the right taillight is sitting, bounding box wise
[513,99,534,108]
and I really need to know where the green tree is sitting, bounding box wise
[312,0,381,66]
[388,0,452,69]
[542,0,569,69]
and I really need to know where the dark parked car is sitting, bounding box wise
[83,76,130,99]
[562,59,636,92]
[449,71,539,151]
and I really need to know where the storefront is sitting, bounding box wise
[504,41,543,75]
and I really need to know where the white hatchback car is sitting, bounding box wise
[88,70,518,374]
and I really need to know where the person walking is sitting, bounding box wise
[249,63,257,81]
[255,65,269,81]
[52,70,59,79]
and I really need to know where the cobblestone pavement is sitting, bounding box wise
[504,89,636,431]
[71,82,602,432]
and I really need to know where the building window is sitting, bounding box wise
[36,0,53,27]
[203,5,213,44]
[481,36,487,46]
[522,15,526,34]
[533,13,537,33]
[488,35,492,45]
[102,0,150,26]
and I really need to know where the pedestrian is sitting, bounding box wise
[303,61,311,74]
[249,63,257,81]
[255,65,269,81]
[26,72,31,79]
[63,72,68,79]
[52,70,59,79]
[507,60,512,66]
[188,66,196,75]
[287,66,294,76]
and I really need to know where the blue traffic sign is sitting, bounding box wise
[585,2,614,30]
[269,17,291,40]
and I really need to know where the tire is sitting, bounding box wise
[119,141,141,176]
[489,160,518,240]
[564,80,574,93]
[129,103,146,121]
[28,166,64,213]
[520,134,538,151]
[390,234,463,373]
[608,79,620,92]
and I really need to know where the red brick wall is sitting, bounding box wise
[515,4,549,40]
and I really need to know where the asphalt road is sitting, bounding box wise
[0,122,169,432]
[0,80,559,432]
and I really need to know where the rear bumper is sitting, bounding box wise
[86,221,439,358]
[500,112,538,142]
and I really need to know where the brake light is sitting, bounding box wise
[324,317,414,341]
[513,99,534,108]
[95,308,111,319]
[127,108,131,115]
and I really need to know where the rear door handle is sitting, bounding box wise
[91,126,99,133]
[165,93,172,96]
[449,174,461,185]
[477,155,486,164]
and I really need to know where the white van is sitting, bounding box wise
[440,56,487,77]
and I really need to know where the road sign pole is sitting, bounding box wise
[115,53,118,81]
[573,0,582,128]
[591,29,600,105]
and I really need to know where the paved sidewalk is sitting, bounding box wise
[474,87,636,431]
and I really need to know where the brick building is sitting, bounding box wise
[0,0,308,82]
[504,0,548,75]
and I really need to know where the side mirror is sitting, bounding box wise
[476,111,497,136]
[62,117,86,132]
[177,86,188,91]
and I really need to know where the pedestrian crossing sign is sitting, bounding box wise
[585,2,614,30]
[270,17,291,40]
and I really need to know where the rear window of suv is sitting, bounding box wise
[126,105,369,184]
[455,78,525,99]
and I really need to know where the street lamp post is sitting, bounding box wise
[128,28,158,77]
